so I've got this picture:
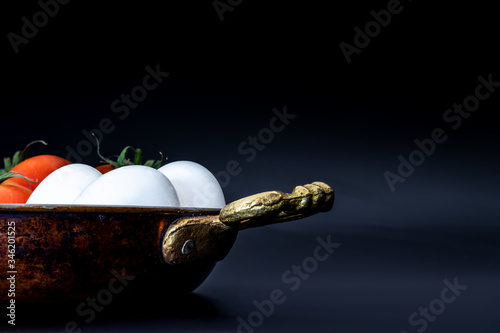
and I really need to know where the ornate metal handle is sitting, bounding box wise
[219,181,334,230]
[162,181,334,265]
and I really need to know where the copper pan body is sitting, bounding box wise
[0,205,220,302]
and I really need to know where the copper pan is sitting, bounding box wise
[0,181,334,302]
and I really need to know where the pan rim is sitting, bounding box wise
[0,204,221,215]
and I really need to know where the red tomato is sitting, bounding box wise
[8,155,71,190]
[0,180,33,203]
[95,164,116,174]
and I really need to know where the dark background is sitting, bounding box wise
[1,1,499,332]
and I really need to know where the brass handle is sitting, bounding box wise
[219,181,334,230]
[162,181,334,265]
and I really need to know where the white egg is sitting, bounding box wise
[27,164,102,205]
[158,161,225,209]
[73,165,179,207]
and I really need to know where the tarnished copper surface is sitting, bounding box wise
[0,205,220,302]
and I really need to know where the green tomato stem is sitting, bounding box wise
[0,172,36,185]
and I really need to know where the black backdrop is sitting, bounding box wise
[1,1,499,332]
